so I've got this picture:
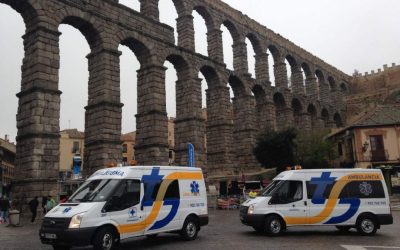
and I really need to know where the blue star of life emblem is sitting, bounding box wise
[62,207,72,214]
[359,182,373,196]
[129,207,137,218]
[190,181,200,195]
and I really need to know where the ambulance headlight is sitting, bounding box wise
[69,212,85,229]
[248,205,255,214]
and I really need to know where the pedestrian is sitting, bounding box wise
[46,195,56,212]
[59,196,69,204]
[0,195,10,224]
[242,187,248,200]
[41,196,48,215]
[28,197,39,223]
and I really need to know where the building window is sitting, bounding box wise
[72,141,80,153]
[338,142,343,156]
[122,144,127,153]
[370,135,386,161]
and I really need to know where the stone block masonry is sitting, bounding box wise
[0,0,348,202]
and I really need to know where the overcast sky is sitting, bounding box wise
[0,0,399,143]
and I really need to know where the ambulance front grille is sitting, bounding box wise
[42,217,71,229]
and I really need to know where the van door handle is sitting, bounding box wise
[304,201,307,206]
[141,204,144,211]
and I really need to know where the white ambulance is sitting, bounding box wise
[40,166,208,250]
[240,169,393,236]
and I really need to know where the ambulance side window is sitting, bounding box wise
[164,180,180,200]
[151,182,162,200]
[108,179,140,211]
[306,181,334,199]
[271,181,303,204]
[339,181,385,199]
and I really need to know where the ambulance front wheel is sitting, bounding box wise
[356,214,378,236]
[181,217,199,241]
[265,215,284,236]
[93,226,117,250]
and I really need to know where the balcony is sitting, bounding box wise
[364,150,389,162]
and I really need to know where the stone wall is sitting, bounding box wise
[347,63,400,120]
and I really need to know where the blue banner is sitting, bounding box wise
[187,143,195,168]
[72,155,82,175]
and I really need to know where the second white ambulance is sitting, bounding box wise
[240,169,393,236]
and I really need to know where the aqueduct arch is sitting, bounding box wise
[0,0,349,199]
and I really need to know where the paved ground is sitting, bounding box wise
[1,209,399,250]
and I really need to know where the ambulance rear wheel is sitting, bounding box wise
[93,226,116,250]
[181,217,199,241]
[356,214,378,236]
[265,215,283,236]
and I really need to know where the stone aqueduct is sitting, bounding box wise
[1,0,349,198]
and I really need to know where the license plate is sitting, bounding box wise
[44,233,57,239]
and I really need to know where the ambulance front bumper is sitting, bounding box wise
[40,226,96,246]
[40,217,97,247]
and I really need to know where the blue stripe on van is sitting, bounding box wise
[324,198,360,224]
[149,199,180,230]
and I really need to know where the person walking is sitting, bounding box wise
[41,196,48,215]
[46,195,56,212]
[0,196,10,224]
[28,197,39,223]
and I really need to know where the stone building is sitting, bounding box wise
[1,0,348,200]
[59,129,84,177]
[121,132,136,166]
[328,105,400,193]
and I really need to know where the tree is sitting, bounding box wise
[253,128,297,172]
[295,130,338,169]
[253,128,338,171]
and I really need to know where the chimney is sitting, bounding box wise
[4,134,8,142]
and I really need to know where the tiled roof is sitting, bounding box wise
[121,132,136,141]
[351,105,400,127]
[327,104,400,138]
[61,129,84,139]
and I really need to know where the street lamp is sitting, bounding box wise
[362,141,369,152]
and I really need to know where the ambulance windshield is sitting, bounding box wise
[260,180,284,197]
[68,179,120,203]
